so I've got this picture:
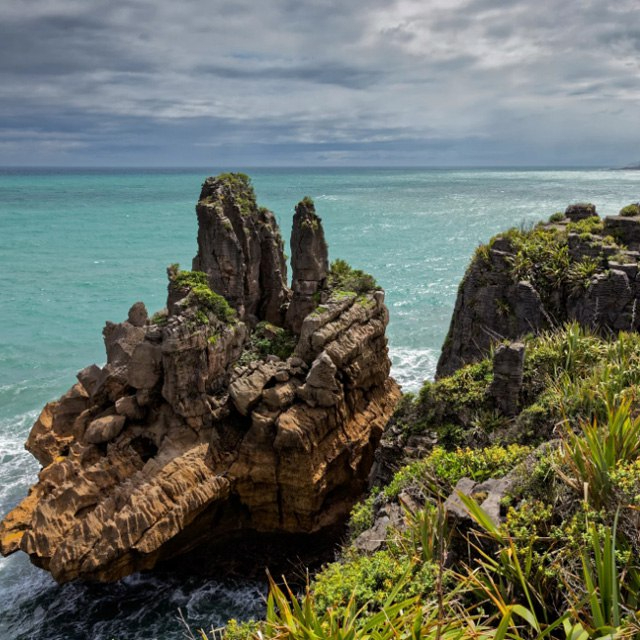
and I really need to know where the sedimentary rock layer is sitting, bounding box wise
[0,174,400,583]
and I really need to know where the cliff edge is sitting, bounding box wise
[437,202,640,377]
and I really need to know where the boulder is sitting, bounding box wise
[127,302,148,327]
[565,202,597,221]
[84,415,126,444]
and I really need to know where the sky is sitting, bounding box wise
[1,0,639,167]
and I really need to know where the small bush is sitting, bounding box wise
[383,443,532,499]
[347,492,378,540]
[619,203,640,217]
[566,215,603,235]
[566,257,600,294]
[170,267,236,323]
[238,322,296,364]
[313,549,435,615]
[328,258,378,294]
[223,619,261,640]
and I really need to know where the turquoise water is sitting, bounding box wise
[1,167,639,638]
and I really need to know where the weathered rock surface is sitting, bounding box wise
[286,199,329,333]
[437,203,640,377]
[488,342,525,417]
[0,174,400,583]
[192,174,290,326]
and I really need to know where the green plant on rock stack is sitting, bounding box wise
[214,173,257,217]
[328,258,378,294]
[619,203,640,217]
[170,266,236,324]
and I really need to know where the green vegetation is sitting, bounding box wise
[548,211,565,223]
[189,327,640,640]
[313,549,436,615]
[190,211,640,640]
[150,310,168,326]
[347,492,378,539]
[215,173,257,217]
[504,226,571,307]
[383,443,532,499]
[566,256,600,294]
[238,321,296,364]
[169,266,236,324]
[328,258,378,294]
[619,202,640,217]
[566,215,604,235]
[394,323,640,451]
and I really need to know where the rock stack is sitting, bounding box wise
[0,173,400,583]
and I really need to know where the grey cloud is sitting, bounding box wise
[196,61,380,89]
[0,0,639,166]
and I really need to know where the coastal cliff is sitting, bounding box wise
[255,202,640,640]
[437,202,640,377]
[0,173,400,583]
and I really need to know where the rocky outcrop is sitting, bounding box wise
[192,173,290,326]
[286,198,329,333]
[488,342,525,417]
[437,203,640,377]
[436,241,545,377]
[0,174,400,583]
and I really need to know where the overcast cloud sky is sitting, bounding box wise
[1,0,639,166]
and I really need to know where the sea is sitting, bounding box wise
[1,167,638,639]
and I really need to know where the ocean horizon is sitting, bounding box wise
[1,166,639,639]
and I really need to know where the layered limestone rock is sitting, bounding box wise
[0,173,400,583]
[437,202,640,377]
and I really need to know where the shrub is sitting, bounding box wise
[347,492,378,540]
[566,257,600,294]
[566,215,604,235]
[418,359,493,424]
[238,322,296,364]
[619,203,640,217]
[383,443,532,500]
[559,400,640,508]
[313,549,435,615]
[505,227,571,305]
[328,258,378,293]
[170,267,236,323]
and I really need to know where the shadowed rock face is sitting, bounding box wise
[437,202,640,377]
[0,174,400,583]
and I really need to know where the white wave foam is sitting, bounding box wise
[0,410,42,528]
[389,346,438,393]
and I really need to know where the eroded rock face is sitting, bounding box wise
[437,242,545,377]
[286,198,329,333]
[488,342,525,417]
[0,174,400,583]
[192,174,290,326]
[437,204,640,377]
